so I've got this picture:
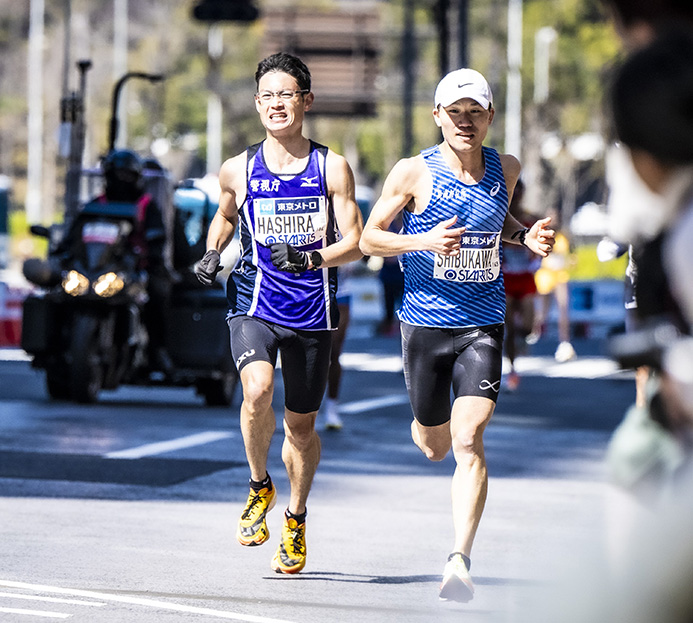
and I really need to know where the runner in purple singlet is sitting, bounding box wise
[195,53,363,575]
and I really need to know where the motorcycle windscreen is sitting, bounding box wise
[81,221,121,270]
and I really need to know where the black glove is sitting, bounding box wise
[194,249,223,285]
[270,243,309,273]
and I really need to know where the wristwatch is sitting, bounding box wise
[512,227,530,247]
[310,250,324,269]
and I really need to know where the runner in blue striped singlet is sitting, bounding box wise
[360,68,555,603]
[195,53,363,576]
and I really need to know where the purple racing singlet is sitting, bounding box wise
[226,140,339,330]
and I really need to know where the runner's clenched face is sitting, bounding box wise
[255,71,314,136]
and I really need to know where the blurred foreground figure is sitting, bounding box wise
[571,24,693,623]
[606,28,693,495]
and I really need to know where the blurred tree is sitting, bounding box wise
[0,0,623,224]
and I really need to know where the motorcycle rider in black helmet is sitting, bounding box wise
[63,149,173,372]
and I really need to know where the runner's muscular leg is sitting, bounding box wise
[449,396,495,556]
[282,408,321,515]
[411,419,452,461]
[239,360,276,482]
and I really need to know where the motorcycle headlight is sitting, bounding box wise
[62,270,90,296]
[94,272,125,297]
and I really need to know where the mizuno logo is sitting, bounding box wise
[236,349,256,367]
[300,176,319,187]
[490,182,501,197]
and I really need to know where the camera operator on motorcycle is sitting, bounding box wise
[61,148,173,372]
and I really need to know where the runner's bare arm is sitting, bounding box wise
[360,156,465,257]
[320,151,363,267]
[497,153,554,257]
[499,153,521,202]
[502,211,555,257]
[206,154,244,253]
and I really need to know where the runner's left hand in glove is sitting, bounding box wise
[270,243,309,273]
[194,249,224,285]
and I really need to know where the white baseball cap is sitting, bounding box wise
[434,68,493,109]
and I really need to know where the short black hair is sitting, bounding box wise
[611,27,693,165]
[255,52,311,92]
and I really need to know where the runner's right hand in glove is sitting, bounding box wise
[194,249,224,286]
[270,243,310,273]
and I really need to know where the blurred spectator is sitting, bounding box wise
[502,180,540,390]
[601,0,693,50]
[318,264,353,431]
[597,239,650,409]
[527,214,576,362]
[376,212,404,337]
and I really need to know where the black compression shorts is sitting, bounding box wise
[228,315,332,414]
[401,321,504,427]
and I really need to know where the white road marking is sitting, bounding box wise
[507,355,628,379]
[0,581,297,623]
[339,352,403,372]
[104,431,234,459]
[3,348,629,381]
[0,606,70,618]
[0,591,104,606]
[338,394,410,414]
[0,349,31,362]
[340,351,628,380]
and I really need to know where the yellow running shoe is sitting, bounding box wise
[439,553,474,602]
[236,484,276,546]
[270,514,306,574]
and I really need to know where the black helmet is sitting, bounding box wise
[103,149,144,200]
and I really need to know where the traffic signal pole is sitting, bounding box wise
[62,60,92,221]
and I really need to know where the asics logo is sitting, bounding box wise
[479,379,500,392]
[300,176,319,187]
[236,349,256,367]
[489,182,501,197]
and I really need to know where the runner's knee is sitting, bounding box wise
[451,427,484,460]
[412,420,451,461]
[240,368,273,413]
[283,412,318,451]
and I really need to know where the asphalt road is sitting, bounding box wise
[0,326,635,622]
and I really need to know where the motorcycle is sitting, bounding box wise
[22,179,239,406]
[21,64,238,406]
[23,200,149,402]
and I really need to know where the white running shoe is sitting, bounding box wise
[439,553,474,602]
[525,332,540,345]
[555,341,577,363]
[324,399,343,430]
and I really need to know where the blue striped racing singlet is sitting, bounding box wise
[398,145,509,328]
[226,140,339,330]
